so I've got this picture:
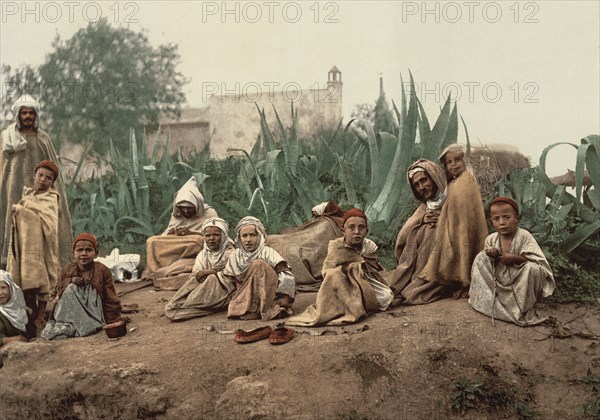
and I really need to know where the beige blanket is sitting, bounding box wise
[419,171,488,287]
[146,207,218,274]
[385,159,450,304]
[266,217,342,292]
[287,238,389,327]
[8,188,60,300]
[1,129,73,268]
[385,205,449,304]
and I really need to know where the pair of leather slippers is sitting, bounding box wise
[234,326,295,345]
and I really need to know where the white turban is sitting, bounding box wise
[201,217,231,250]
[13,94,40,130]
[2,94,41,152]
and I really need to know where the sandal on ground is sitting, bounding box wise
[234,326,273,344]
[268,327,295,345]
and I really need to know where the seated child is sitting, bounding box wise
[287,208,393,327]
[469,197,555,326]
[8,160,61,337]
[165,217,235,321]
[0,270,28,345]
[223,216,296,320]
[42,233,122,340]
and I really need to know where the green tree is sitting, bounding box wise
[1,64,41,128]
[373,92,396,135]
[5,18,188,154]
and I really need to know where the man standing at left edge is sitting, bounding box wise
[0,94,73,270]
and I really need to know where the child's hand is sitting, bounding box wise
[70,276,85,287]
[485,248,501,259]
[498,253,523,266]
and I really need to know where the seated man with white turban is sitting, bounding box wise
[224,216,296,321]
[165,217,235,321]
[385,159,452,306]
[145,176,219,289]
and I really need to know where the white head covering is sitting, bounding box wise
[0,270,28,333]
[311,202,328,216]
[199,217,232,269]
[13,94,40,129]
[202,217,230,242]
[2,94,41,152]
[227,216,267,276]
[172,176,205,217]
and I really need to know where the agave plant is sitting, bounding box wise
[495,135,599,252]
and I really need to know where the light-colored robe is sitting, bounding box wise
[385,159,450,305]
[469,228,555,326]
[145,176,218,274]
[287,237,393,327]
[165,228,235,321]
[419,170,488,287]
[1,128,73,268]
[7,187,60,301]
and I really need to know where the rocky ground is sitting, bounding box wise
[1,281,599,420]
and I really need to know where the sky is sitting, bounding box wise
[1,0,599,176]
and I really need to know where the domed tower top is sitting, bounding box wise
[328,66,342,84]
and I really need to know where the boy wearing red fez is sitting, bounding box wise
[469,197,556,326]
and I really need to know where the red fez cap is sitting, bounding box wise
[73,232,98,250]
[35,160,59,180]
[342,208,368,226]
[489,196,520,216]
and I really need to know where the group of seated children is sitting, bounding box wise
[1,146,557,347]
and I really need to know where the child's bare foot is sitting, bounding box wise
[274,295,293,309]
[452,287,469,299]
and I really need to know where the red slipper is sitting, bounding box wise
[268,327,295,345]
[234,326,273,344]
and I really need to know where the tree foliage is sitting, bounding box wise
[2,18,187,154]
[373,92,396,135]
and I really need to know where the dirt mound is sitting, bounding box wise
[1,284,598,419]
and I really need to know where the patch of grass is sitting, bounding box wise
[515,401,536,420]
[450,378,486,415]
[577,398,600,419]
[579,370,600,392]
[545,248,600,306]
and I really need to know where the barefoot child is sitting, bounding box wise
[8,160,61,337]
[165,217,235,321]
[224,216,296,320]
[469,197,555,326]
[42,233,122,340]
[287,208,393,327]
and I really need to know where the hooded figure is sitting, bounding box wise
[165,217,236,321]
[0,270,28,343]
[385,159,453,305]
[223,216,296,321]
[145,176,219,285]
[1,95,73,270]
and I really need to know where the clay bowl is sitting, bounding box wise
[103,320,127,338]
